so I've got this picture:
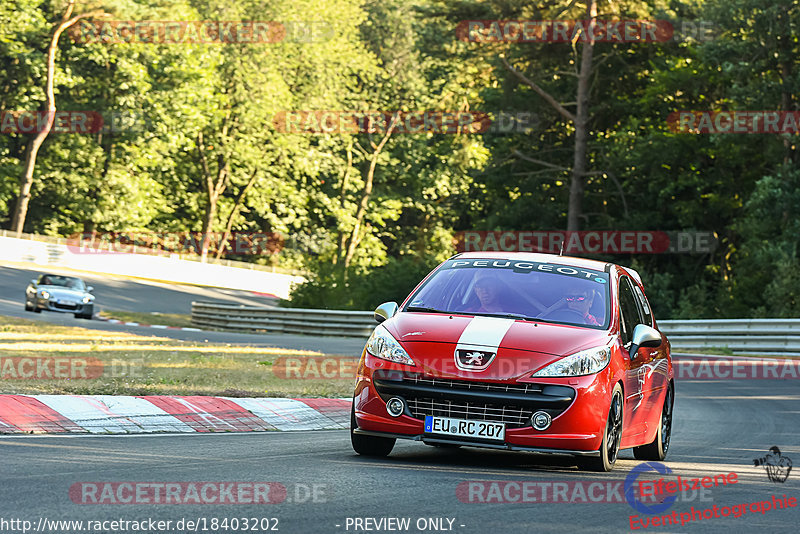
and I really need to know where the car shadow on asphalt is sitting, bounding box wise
[347,443,639,475]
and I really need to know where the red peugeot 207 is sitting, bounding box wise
[350,252,673,471]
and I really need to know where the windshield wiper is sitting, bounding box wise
[406,306,448,313]
[406,308,537,322]
[470,312,537,322]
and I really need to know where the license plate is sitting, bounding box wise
[424,416,505,441]
[59,300,76,306]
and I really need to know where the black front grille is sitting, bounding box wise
[407,397,534,427]
[53,302,78,310]
[372,371,575,429]
[407,375,544,394]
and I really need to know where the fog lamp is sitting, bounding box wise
[532,411,552,431]
[386,397,405,417]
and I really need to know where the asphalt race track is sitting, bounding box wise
[1,263,798,532]
[0,263,366,354]
[0,262,280,314]
[1,380,798,533]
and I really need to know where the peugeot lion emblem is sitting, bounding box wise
[454,348,496,371]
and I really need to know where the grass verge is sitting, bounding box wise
[0,316,355,397]
[97,309,195,328]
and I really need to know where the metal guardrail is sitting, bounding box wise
[191,302,800,353]
[191,302,375,337]
[659,319,800,354]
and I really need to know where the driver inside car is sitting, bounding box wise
[470,273,506,313]
[543,287,601,326]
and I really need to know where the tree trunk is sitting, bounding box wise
[567,0,596,232]
[777,4,795,164]
[334,140,354,266]
[215,169,258,260]
[502,1,596,232]
[342,115,399,271]
[196,132,229,262]
[11,1,104,235]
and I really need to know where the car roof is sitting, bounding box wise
[451,251,611,273]
[39,274,82,281]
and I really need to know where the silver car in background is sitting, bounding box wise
[25,274,95,319]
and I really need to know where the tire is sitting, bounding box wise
[579,384,623,472]
[24,301,33,312]
[633,382,673,461]
[33,306,41,313]
[350,404,395,457]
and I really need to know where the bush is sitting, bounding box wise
[284,256,438,310]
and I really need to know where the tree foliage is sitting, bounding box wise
[1,0,797,316]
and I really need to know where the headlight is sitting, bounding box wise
[82,296,93,304]
[366,325,416,366]
[533,345,611,377]
[39,290,50,300]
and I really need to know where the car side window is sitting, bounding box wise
[632,284,653,326]
[618,276,643,346]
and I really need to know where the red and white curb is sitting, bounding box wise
[96,316,203,332]
[0,395,351,434]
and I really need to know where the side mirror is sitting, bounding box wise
[30,279,38,285]
[374,302,399,324]
[86,286,94,292]
[629,324,662,359]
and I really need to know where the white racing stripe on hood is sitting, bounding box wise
[456,316,515,350]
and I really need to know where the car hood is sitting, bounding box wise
[381,312,613,381]
[38,286,90,299]
[386,312,611,357]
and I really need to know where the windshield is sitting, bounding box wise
[405,258,610,329]
[39,275,85,290]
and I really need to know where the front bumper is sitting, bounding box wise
[351,428,601,456]
[36,298,93,314]
[353,352,615,453]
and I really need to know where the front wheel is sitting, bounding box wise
[579,384,623,472]
[24,301,33,312]
[350,405,395,457]
[634,383,673,461]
